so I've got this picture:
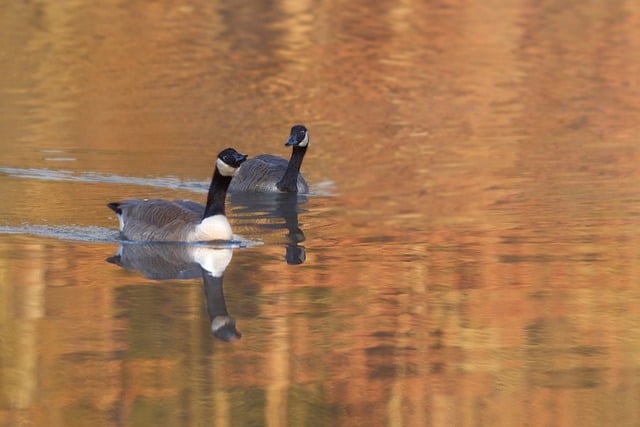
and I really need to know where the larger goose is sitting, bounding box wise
[107,148,247,242]
[228,124,309,193]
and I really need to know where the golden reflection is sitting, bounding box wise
[1,0,640,426]
[229,192,307,265]
[0,242,45,409]
[108,243,241,341]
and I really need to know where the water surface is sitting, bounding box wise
[1,1,640,426]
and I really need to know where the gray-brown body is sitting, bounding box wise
[229,154,308,193]
[109,199,231,242]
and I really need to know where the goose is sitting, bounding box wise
[107,147,247,242]
[228,124,310,193]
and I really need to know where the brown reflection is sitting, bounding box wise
[229,192,307,265]
[107,243,241,341]
[1,0,640,426]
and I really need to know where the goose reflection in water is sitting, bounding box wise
[107,243,241,341]
[229,192,307,265]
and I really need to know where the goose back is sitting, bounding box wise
[109,199,208,241]
[229,154,309,193]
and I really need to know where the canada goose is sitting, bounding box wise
[228,124,310,193]
[107,148,247,242]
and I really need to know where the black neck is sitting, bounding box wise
[203,272,229,318]
[277,145,307,192]
[203,169,232,218]
[203,271,241,341]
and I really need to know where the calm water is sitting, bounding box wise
[1,1,640,426]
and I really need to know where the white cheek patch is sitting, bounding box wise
[216,158,239,176]
[299,133,310,147]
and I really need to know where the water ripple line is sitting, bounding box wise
[0,166,207,192]
[0,224,262,247]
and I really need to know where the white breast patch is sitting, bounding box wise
[192,215,233,241]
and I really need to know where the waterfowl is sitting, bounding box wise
[228,124,310,193]
[107,148,247,242]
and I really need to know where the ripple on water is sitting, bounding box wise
[0,224,119,243]
[0,224,261,247]
[0,166,207,192]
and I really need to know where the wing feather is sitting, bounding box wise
[229,156,308,192]
[114,199,204,241]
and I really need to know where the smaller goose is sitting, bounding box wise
[229,124,310,193]
[107,148,247,242]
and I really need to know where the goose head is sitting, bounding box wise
[216,148,248,176]
[285,125,309,148]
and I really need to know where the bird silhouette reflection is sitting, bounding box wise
[107,243,241,341]
[229,192,307,265]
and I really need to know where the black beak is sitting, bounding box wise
[233,152,248,165]
[285,134,298,146]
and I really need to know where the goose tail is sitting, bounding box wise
[107,202,122,214]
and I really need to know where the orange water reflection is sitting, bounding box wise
[1,0,640,426]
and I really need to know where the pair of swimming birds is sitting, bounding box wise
[107,125,310,242]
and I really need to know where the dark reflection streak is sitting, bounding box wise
[203,271,241,341]
[106,243,241,341]
[229,192,307,265]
